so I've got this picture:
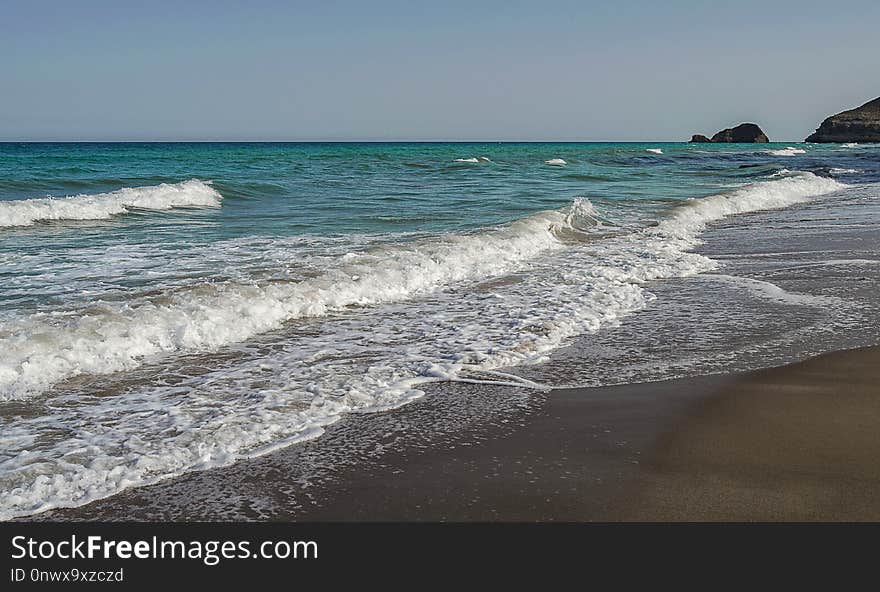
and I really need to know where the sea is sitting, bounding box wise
[1,141,878,520]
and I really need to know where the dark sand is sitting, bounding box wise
[613,345,880,521]
[34,345,880,522]
[297,346,880,522]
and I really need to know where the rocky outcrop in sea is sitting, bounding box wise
[805,97,880,143]
[689,123,769,143]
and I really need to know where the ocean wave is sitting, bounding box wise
[563,197,604,230]
[0,180,221,227]
[453,156,491,163]
[658,171,844,238]
[545,158,567,165]
[766,146,806,156]
[0,171,850,519]
[0,205,580,400]
[560,173,614,182]
[646,148,663,154]
[0,173,846,403]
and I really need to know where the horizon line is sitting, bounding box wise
[0,139,808,144]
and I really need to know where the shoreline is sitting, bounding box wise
[4,141,877,523]
[27,344,880,522]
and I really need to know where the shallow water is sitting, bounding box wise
[1,141,878,519]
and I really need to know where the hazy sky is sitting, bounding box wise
[2,0,878,141]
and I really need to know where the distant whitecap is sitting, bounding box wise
[766,146,806,156]
[545,158,567,166]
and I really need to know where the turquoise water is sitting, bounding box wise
[0,141,876,519]
[5,141,867,236]
[3,141,874,312]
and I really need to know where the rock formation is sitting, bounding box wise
[710,123,769,143]
[805,96,880,143]
[689,123,769,143]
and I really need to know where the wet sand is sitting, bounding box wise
[295,346,880,521]
[33,345,880,522]
[612,345,880,521]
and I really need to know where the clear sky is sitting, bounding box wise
[2,0,878,141]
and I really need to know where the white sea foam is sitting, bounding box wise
[0,180,222,227]
[760,258,880,277]
[545,158,567,165]
[0,208,577,400]
[766,146,806,156]
[830,168,860,174]
[705,274,845,307]
[0,171,848,519]
[841,143,859,148]
[656,172,844,238]
[646,148,663,154]
[563,196,604,229]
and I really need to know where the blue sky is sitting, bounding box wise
[2,0,878,141]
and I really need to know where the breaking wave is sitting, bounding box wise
[0,170,848,519]
[0,204,579,399]
[0,180,222,227]
[0,172,846,402]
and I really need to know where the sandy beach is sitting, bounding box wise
[612,345,880,521]
[296,345,880,522]
[29,345,880,522]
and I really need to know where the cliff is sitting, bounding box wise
[805,96,880,143]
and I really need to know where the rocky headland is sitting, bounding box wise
[805,96,880,143]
